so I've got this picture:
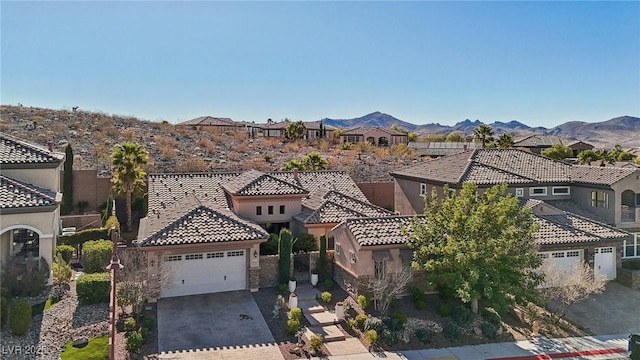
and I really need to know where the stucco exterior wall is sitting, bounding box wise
[231,197,303,224]
[3,167,61,192]
[612,170,640,228]
[357,182,394,211]
[570,185,616,225]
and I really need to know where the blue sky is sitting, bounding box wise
[2,1,639,127]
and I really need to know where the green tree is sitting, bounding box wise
[577,149,600,165]
[608,144,637,161]
[286,120,306,140]
[408,182,542,313]
[278,228,293,284]
[62,144,74,214]
[317,235,327,282]
[390,124,407,133]
[473,124,495,148]
[302,151,328,170]
[445,132,465,142]
[407,132,418,142]
[541,144,573,160]
[111,142,149,231]
[283,159,305,171]
[496,133,515,148]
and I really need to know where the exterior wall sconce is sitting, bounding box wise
[253,249,258,258]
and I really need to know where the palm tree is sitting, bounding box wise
[473,124,495,148]
[285,120,306,141]
[302,152,328,170]
[497,133,515,148]
[111,141,149,232]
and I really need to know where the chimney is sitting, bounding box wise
[293,168,298,180]
[47,141,53,152]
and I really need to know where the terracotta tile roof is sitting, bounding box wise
[342,126,407,136]
[514,134,591,148]
[0,175,58,210]
[176,116,237,127]
[147,172,239,211]
[341,216,420,247]
[0,134,64,165]
[222,170,308,196]
[271,171,369,201]
[137,197,268,247]
[391,149,637,186]
[296,190,392,224]
[408,142,480,157]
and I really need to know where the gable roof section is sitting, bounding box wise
[271,171,369,201]
[0,134,64,167]
[514,134,590,148]
[222,169,307,196]
[176,116,236,127]
[342,216,419,247]
[296,189,392,224]
[137,196,268,247]
[0,175,59,212]
[147,172,239,211]
[341,126,406,136]
[570,165,637,185]
[390,151,476,184]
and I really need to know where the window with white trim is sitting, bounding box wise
[164,255,182,262]
[591,191,608,208]
[515,188,524,197]
[420,183,427,196]
[335,243,342,255]
[349,250,357,264]
[552,187,570,195]
[207,252,224,259]
[623,233,640,258]
[185,254,203,260]
[529,187,547,196]
[227,250,244,257]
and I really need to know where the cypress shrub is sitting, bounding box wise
[62,144,74,215]
[9,300,32,335]
[278,229,292,284]
[318,235,327,282]
[82,240,113,273]
[77,273,110,304]
[55,245,75,264]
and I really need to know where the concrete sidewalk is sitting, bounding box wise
[310,334,631,360]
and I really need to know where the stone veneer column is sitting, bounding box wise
[249,268,260,292]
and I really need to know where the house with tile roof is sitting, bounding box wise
[261,120,335,140]
[176,116,261,138]
[408,141,481,157]
[339,126,408,146]
[514,134,594,156]
[136,169,393,298]
[390,148,640,282]
[0,134,64,285]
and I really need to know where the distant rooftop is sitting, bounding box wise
[0,134,64,167]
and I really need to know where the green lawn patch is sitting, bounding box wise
[60,335,109,360]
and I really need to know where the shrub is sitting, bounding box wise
[105,215,120,234]
[364,330,378,345]
[278,229,292,284]
[0,296,8,327]
[410,287,426,310]
[323,279,334,289]
[9,300,32,335]
[260,233,279,255]
[451,305,474,326]
[143,317,155,329]
[289,307,302,321]
[436,303,452,317]
[278,283,288,296]
[52,253,72,284]
[481,322,498,339]
[318,235,327,282]
[58,228,109,247]
[321,291,332,303]
[481,307,502,325]
[286,318,300,335]
[357,294,369,310]
[414,300,426,310]
[309,333,323,352]
[293,233,317,252]
[1,260,48,298]
[364,315,383,333]
[354,314,367,330]
[82,240,113,273]
[55,245,75,263]
[443,322,460,340]
[77,273,110,304]
[125,330,143,352]
[141,326,150,340]
[124,317,137,332]
[415,327,433,344]
[392,311,407,325]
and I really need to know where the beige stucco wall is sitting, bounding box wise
[230,196,303,224]
[612,170,640,228]
[3,167,61,192]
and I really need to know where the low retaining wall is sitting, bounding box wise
[617,267,640,289]
[60,214,102,230]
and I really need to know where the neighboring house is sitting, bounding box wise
[514,134,594,156]
[339,127,408,146]
[408,141,481,157]
[136,169,389,299]
[261,120,334,140]
[176,116,261,137]
[390,148,640,281]
[0,134,64,285]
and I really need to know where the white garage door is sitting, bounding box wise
[160,250,246,298]
[539,250,582,287]
[594,247,616,281]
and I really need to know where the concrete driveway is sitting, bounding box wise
[157,291,276,353]
[562,281,640,335]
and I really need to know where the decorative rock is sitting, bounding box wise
[72,337,88,348]
[474,327,482,336]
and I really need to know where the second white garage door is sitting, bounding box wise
[161,250,246,298]
[539,249,582,286]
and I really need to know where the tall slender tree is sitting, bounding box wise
[62,144,74,214]
[110,142,149,231]
[473,124,495,148]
